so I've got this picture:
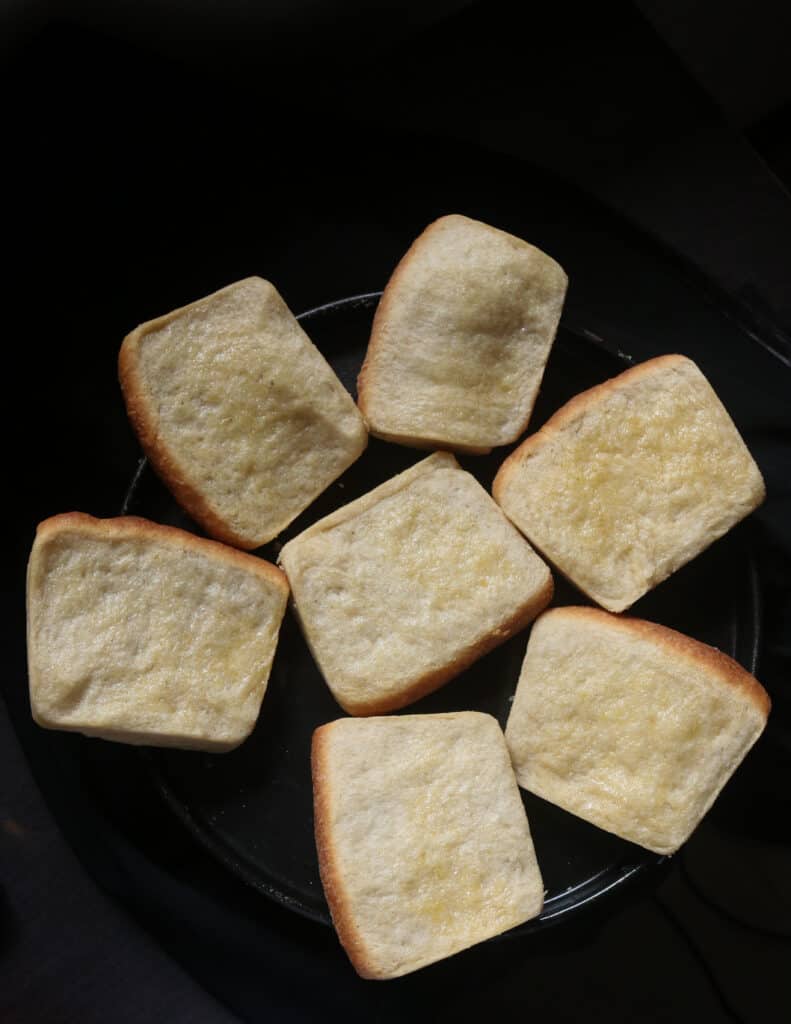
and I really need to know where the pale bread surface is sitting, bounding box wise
[505,607,770,854]
[26,513,289,750]
[493,354,765,611]
[313,712,544,979]
[357,215,567,454]
[279,452,553,715]
[119,277,368,549]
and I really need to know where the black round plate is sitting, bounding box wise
[122,292,761,930]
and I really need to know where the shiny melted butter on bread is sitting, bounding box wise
[313,713,544,978]
[27,513,288,750]
[120,277,367,549]
[505,608,770,854]
[357,214,567,453]
[280,453,552,715]
[493,355,765,611]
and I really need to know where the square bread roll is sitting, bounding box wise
[357,214,568,454]
[505,607,771,854]
[119,277,368,550]
[493,354,765,612]
[279,452,553,715]
[313,712,545,979]
[26,513,289,751]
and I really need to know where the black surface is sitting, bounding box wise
[4,2,791,1022]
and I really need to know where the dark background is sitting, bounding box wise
[3,2,791,1021]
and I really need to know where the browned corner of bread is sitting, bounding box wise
[626,613,771,719]
[546,605,771,719]
[34,510,95,539]
[311,724,376,979]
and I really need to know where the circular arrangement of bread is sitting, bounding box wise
[25,217,772,979]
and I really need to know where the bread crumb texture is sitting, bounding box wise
[26,513,289,750]
[313,712,544,978]
[120,277,367,548]
[493,355,765,611]
[358,214,567,452]
[505,607,770,854]
[280,452,552,714]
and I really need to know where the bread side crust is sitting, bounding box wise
[357,217,448,429]
[537,606,770,719]
[312,723,380,979]
[119,280,271,550]
[30,511,289,593]
[358,215,567,452]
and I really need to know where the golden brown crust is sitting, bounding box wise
[492,354,693,502]
[358,215,534,454]
[119,329,262,550]
[356,220,439,424]
[33,512,289,593]
[539,606,771,719]
[311,724,380,979]
[335,571,554,716]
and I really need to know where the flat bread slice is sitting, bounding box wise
[505,607,770,854]
[26,513,289,750]
[493,354,765,612]
[279,452,553,715]
[357,215,567,454]
[313,712,544,979]
[119,277,368,550]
